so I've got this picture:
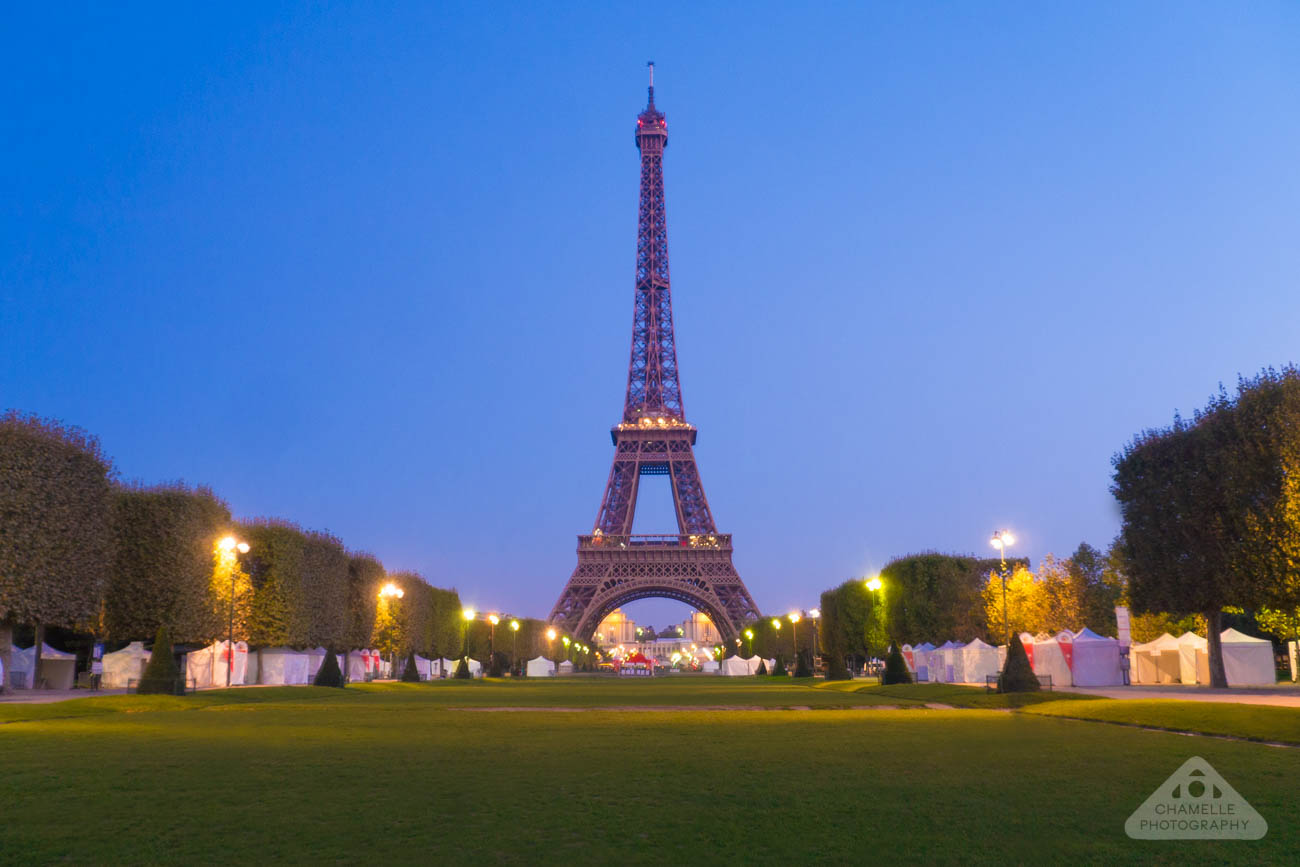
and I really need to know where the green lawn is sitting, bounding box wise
[2,678,1296,864]
[1022,698,1300,745]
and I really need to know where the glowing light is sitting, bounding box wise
[218,536,237,551]
[379,582,404,599]
[236,542,250,554]
[546,628,557,641]
[809,608,820,618]
[990,529,1016,551]
[562,636,570,646]
[866,577,882,592]
[788,612,800,624]
[509,620,520,632]
[488,614,499,626]
[463,608,476,621]
[744,629,754,639]
[771,618,781,630]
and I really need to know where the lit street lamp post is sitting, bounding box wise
[808,608,820,671]
[770,618,781,668]
[462,608,475,663]
[488,614,499,671]
[510,619,520,676]
[378,582,405,677]
[865,577,882,677]
[546,627,557,665]
[744,629,754,657]
[788,612,801,669]
[990,530,1016,645]
[218,536,250,688]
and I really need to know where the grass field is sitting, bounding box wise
[2,678,1296,865]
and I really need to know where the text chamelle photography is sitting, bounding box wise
[2,5,1298,865]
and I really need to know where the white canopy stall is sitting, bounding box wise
[911,642,935,681]
[11,643,77,690]
[1220,628,1275,686]
[526,656,556,677]
[1030,633,1073,688]
[960,638,1001,684]
[1069,628,1123,686]
[185,640,249,688]
[1131,633,1181,684]
[1176,632,1209,685]
[102,642,151,689]
[256,648,310,685]
[931,641,963,683]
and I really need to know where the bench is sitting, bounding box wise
[986,674,1053,692]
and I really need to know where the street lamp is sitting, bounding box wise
[510,619,520,676]
[488,614,499,668]
[990,530,1016,644]
[865,577,883,676]
[462,608,475,661]
[744,628,754,657]
[808,608,820,670]
[378,583,404,677]
[788,612,801,666]
[218,535,249,688]
[546,627,557,662]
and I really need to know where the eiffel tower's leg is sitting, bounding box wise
[595,441,641,534]
[668,441,716,535]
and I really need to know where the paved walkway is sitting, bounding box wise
[0,688,126,704]
[1065,684,1300,707]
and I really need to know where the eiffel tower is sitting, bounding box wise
[548,66,760,642]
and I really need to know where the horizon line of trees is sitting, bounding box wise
[0,410,589,685]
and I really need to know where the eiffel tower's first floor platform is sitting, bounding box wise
[548,534,761,642]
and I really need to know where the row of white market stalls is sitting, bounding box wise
[1130,629,1275,687]
[903,629,1128,687]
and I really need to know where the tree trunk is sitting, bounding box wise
[1205,608,1228,688]
[32,623,45,689]
[0,621,12,693]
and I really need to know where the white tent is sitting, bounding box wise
[1289,641,1297,682]
[185,640,248,688]
[931,641,962,683]
[102,642,151,689]
[720,656,751,676]
[1030,633,1072,688]
[911,642,935,681]
[435,658,459,678]
[526,656,556,677]
[902,644,916,673]
[1220,628,1275,686]
[763,658,777,674]
[1131,633,1181,684]
[1176,632,1209,685]
[960,638,1001,684]
[700,660,719,673]
[12,643,77,690]
[256,648,310,685]
[1070,628,1123,686]
[412,655,433,680]
[557,660,574,674]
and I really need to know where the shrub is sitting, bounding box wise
[755,659,768,676]
[794,648,813,678]
[313,649,344,687]
[138,626,181,695]
[400,649,421,682]
[998,637,1040,693]
[486,650,508,678]
[772,654,788,676]
[454,657,471,679]
[883,645,913,685]
[825,653,852,681]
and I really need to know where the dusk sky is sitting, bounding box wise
[5,4,1299,627]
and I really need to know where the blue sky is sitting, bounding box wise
[4,4,1299,627]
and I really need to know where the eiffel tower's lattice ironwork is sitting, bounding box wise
[549,67,760,642]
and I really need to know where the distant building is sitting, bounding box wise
[594,608,637,647]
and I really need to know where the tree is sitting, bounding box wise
[454,657,471,679]
[106,483,231,643]
[794,648,813,678]
[771,654,788,676]
[400,649,421,682]
[0,412,115,688]
[997,636,1039,693]
[1067,542,1123,633]
[1113,368,1300,687]
[138,625,181,695]
[882,645,912,685]
[300,531,349,649]
[313,649,344,687]
[882,553,1016,645]
[981,564,1038,641]
[241,520,311,650]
